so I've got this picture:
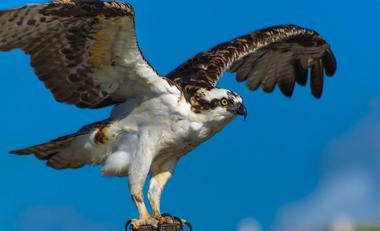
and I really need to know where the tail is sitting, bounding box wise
[10,119,110,170]
[10,133,85,169]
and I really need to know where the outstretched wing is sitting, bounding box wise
[0,0,162,108]
[167,25,337,98]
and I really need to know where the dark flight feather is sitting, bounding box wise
[168,25,337,98]
[0,0,157,109]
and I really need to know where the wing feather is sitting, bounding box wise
[168,25,337,98]
[0,0,162,108]
[294,62,308,86]
[310,59,324,98]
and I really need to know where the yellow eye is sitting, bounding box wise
[220,98,229,107]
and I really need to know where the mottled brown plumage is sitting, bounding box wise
[168,25,337,98]
[11,119,110,169]
[0,1,337,111]
[40,0,133,17]
[0,0,153,108]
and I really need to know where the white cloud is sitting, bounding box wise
[16,206,117,231]
[273,170,378,230]
[237,218,262,231]
[272,97,380,230]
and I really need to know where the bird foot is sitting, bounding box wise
[159,213,192,230]
[158,214,185,225]
[126,215,192,231]
[128,217,159,230]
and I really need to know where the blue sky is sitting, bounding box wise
[0,1,379,231]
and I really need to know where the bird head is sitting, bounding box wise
[190,88,247,121]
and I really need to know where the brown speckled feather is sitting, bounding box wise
[0,0,158,108]
[10,119,110,169]
[168,25,337,98]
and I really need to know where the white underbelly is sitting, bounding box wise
[152,119,220,165]
[101,93,231,175]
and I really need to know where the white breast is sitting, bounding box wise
[108,89,232,166]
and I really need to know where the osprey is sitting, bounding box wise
[0,0,337,228]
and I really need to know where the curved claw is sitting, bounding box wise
[125,219,132,231]
[161,213,174,219]
[172,216,184,225]
[159,213,192,231]
[183,220,192,231]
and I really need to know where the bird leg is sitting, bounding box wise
[128,153,158,229]
[131,188,149,219]
[130,188,158,229]
[148,159,186,225]
[148,171,172,219]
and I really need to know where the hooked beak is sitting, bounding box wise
[232,103,247,120]
[228,103,248,120]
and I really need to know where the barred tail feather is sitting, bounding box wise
[10,119,110,170]
[10,135,76,159]
[10,134,86,169]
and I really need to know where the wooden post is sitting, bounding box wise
[125,220,191,231]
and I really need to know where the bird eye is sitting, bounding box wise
[220,98,229,107]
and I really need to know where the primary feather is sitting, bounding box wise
[168,25,336,98]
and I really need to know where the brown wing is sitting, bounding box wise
[0,0,161,108]
[167,25,337,98]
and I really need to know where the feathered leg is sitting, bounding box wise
[148,159,178,219]
[127,136,158,229]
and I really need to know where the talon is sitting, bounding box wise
[158,214,190,229]
[173,216,186,224]
[129,217,159,230]
[125,219,132,231]
[161,213,174,219]
[158,216,174,224]
[184,220,193,231]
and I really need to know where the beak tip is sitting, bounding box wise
[237,103,247,120]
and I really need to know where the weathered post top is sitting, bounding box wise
[125,219,192,231]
